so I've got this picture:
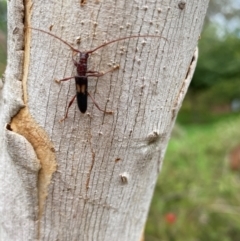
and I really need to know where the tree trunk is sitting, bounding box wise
[0,0,208,240]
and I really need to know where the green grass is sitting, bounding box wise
[146,114,240,241]
[0,0,7,76]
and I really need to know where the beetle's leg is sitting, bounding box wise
[60,95,76,122]
[86,70,100,74]
[87,91,113,114]
[55,76,75,83]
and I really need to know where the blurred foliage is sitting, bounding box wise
[146,115,240,241]
[207,0,240,19]
[0,0,7,75]
[177,22,240,124]
[191,25,240,91]
[0,0,7,33]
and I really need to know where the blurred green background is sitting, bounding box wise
[1,1,240,240]
[0,0,7,75]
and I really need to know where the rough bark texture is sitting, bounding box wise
[0,0,207,240]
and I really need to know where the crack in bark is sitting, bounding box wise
[86,131,95,192]
[171,47,198,121]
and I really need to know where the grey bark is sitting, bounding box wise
[0,0,208,240]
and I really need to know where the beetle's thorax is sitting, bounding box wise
[76,52,89,76]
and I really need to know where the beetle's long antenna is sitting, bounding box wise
[30,27,81,53]
[87,35,168,54]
